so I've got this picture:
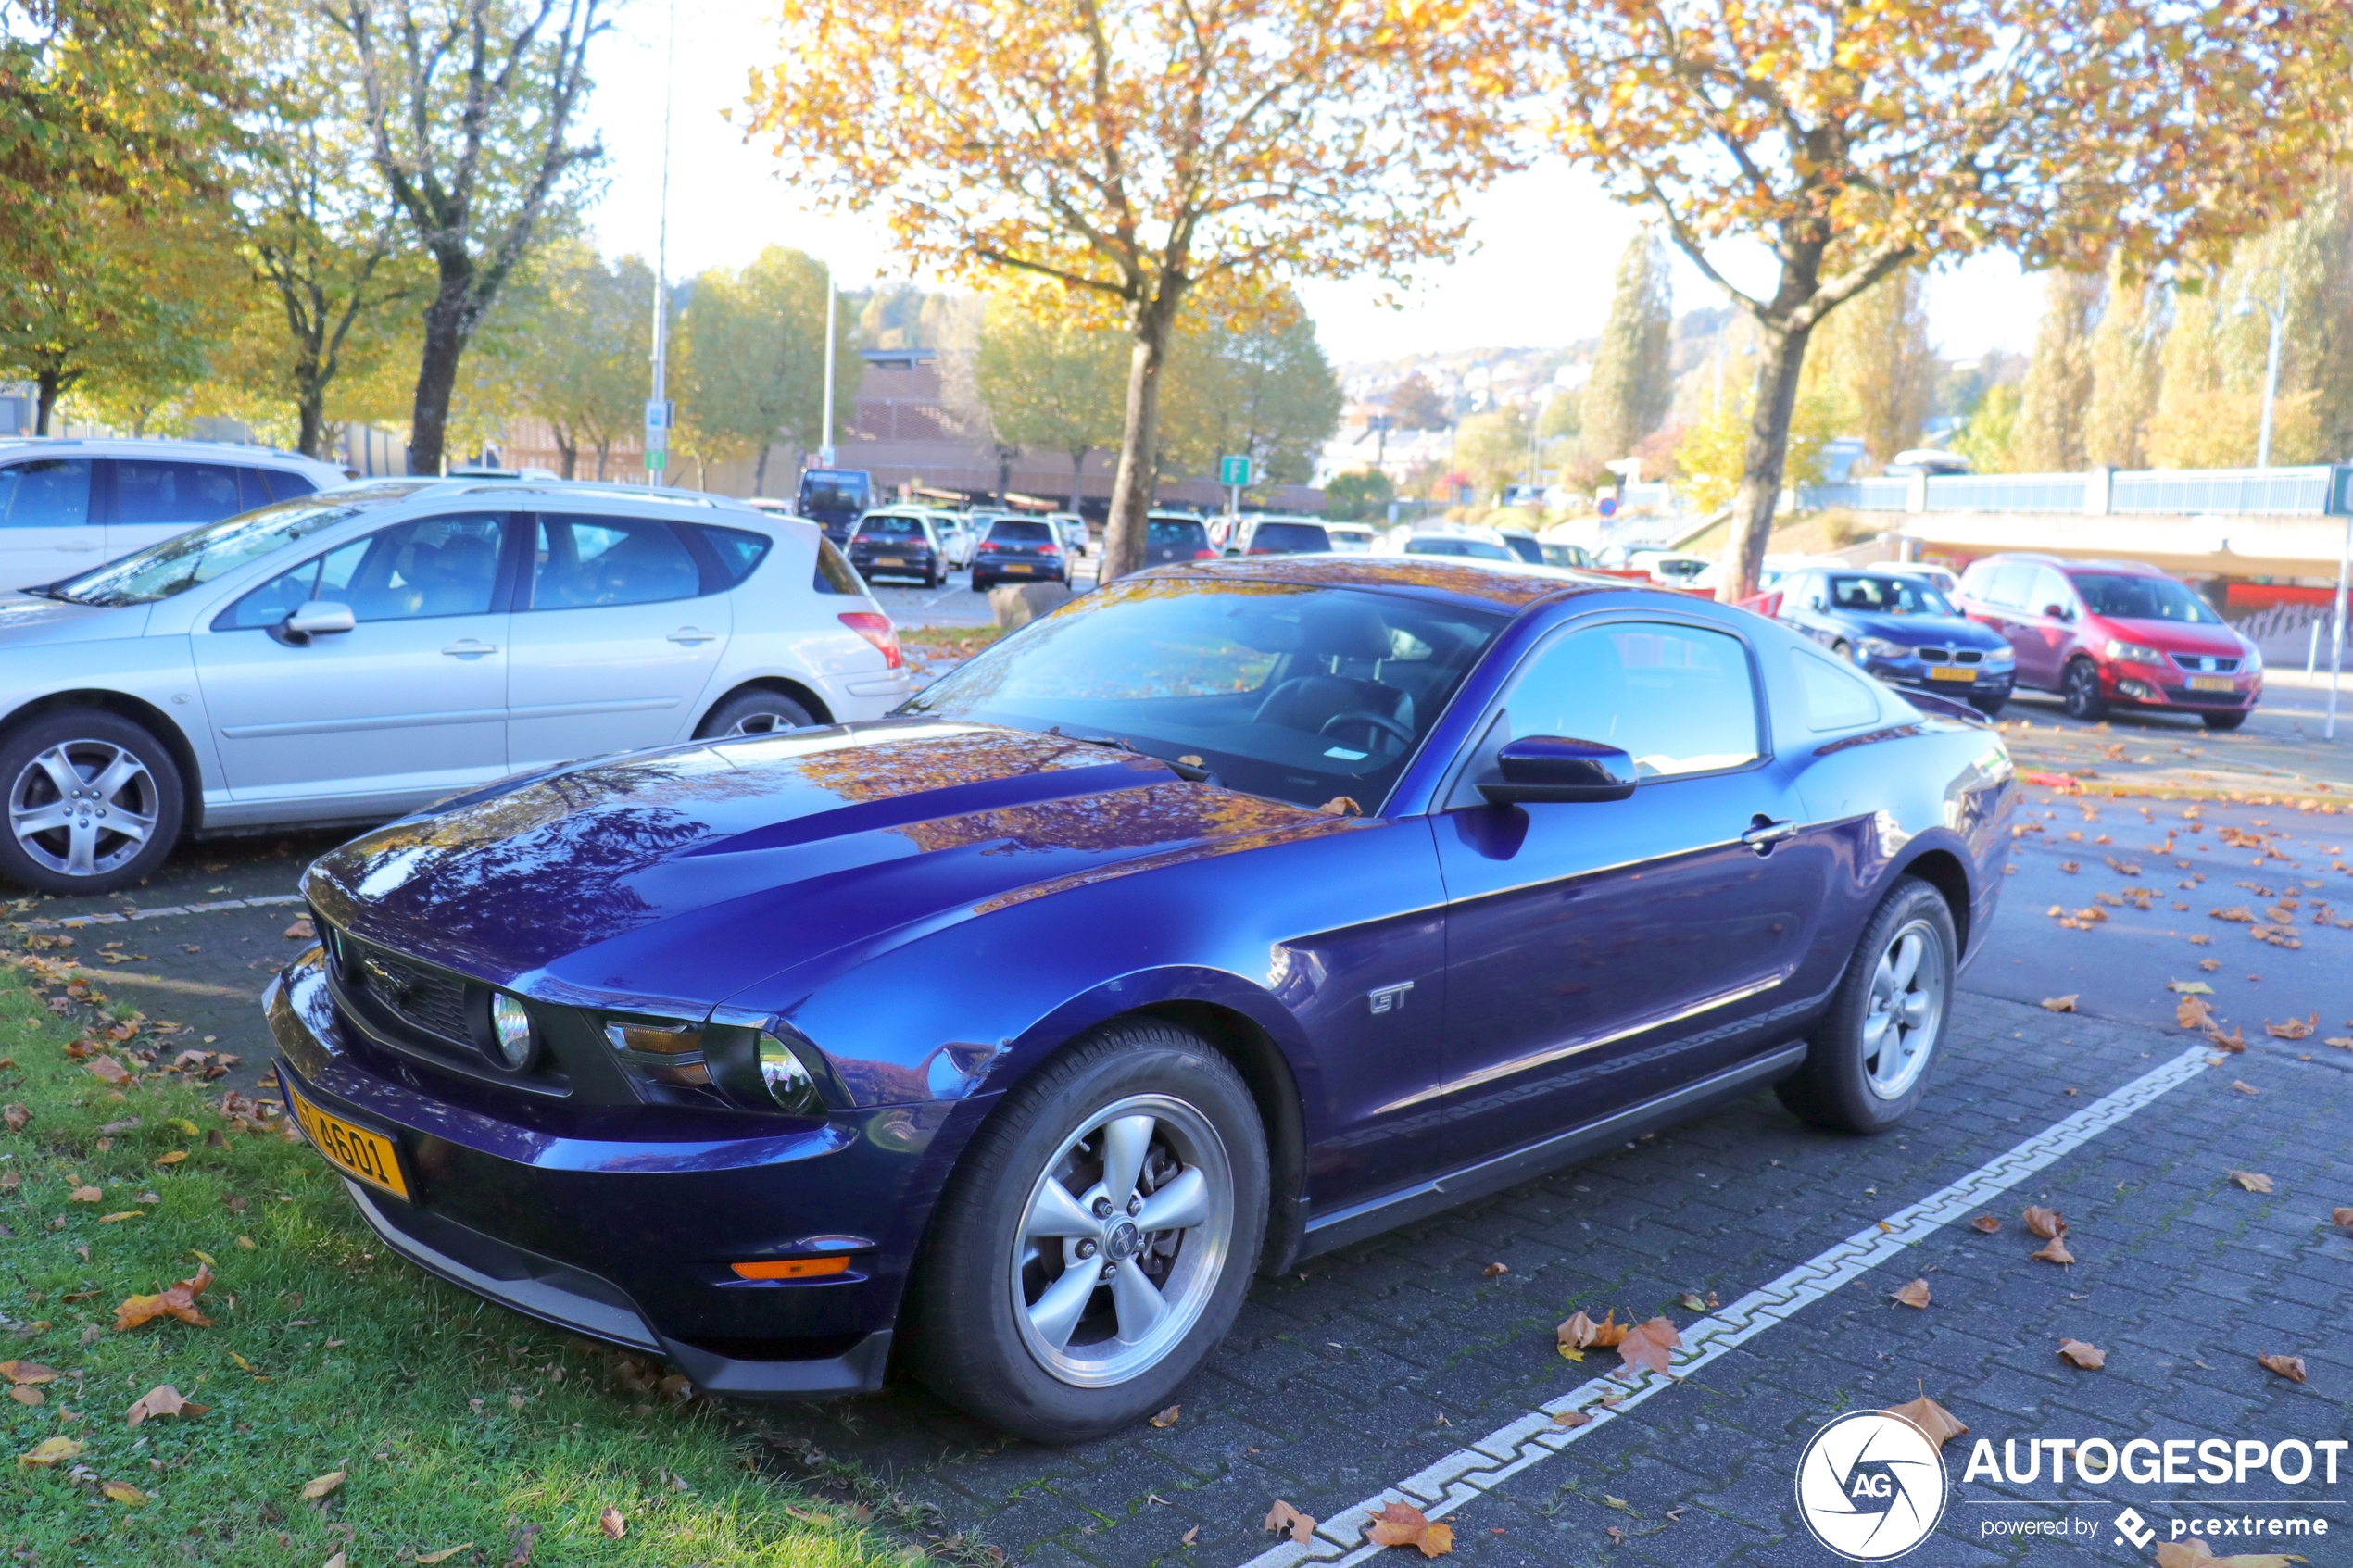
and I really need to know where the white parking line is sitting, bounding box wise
[9,892,305,933]
[1236,1044,2214,1567]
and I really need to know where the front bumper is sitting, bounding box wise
[1864,656,2015,700]
[2101,662,2261,710]
[267,949,963,1397]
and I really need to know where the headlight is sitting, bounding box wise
[488,992,534,1070]
[2242,643,2262,672]
[756,1032,825,1117]
[1860,637,1912,659]
[1981,646,2015,666]
[2105,639,2164,664]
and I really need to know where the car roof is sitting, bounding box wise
[383,478,761,515]
[0,436,339,470]
[1139,553,1636,613]
[1977,552,2161,577]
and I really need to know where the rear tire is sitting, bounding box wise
[972,574,992,593]
[0,709,183,896]
[905,1020,1267,1443]
[694,689,817,739]
[2202,710,2248,732]
[1968,694,2007,718]
[2061,657,2108,721]
[1775,877,1957,1135]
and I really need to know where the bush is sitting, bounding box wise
[1323,469,1394,521]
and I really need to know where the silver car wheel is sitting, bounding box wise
[1861,917,1947,1100]
[8,739,162,879]
[1010,1092,1233,1389]
[722,709,803,737]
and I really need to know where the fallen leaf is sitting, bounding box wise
[1150,1405,1181,1429]
[1969,1214,2001,1234]
[1264,1500,1315,1547]
[1890,1279,1931,1310]
[1883,1394,1969,1451]
[1,1103,24,1132]
[1552,1410,1591,1428]
[114,1262,213,1330]
[2058,1339,2107,1369]
[416,1547,474,1565]
[2040,995,2078,1013]
[2023,1206,2068,1239]
[2231,1081,2260,1096]
[99,1210,144,1223]
[0,1361,57,1386]
[1365,1500,1453,1558]
[2167,979,2215,995]
[1615,1317,1681,1378]
[2176,996,2216,1031]
[1481,1261,1509,1279]
[1677,1292,1706,1312]
[1603,1495,1632,1512]
[283,918,315,940]
[300,1468,346,1500]
[2230,1170,2275,1193]
[1557,1309,1627,1352]
[6,1386,41,1406]
[598,1506,625,1539]
[154,1150,186,1166]
[99,1479,146,1506]
[2256,1353,2308,1384]
[125,1385,207,1425]
[2200,957,2221,970]
[2032,1236,2076,1265]
[2331,1207,2353,1231]
[2264,1015,2317,1040]
[18,1436,82,1467]
[69,1185,100,1203]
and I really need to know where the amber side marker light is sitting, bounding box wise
[730,1257,851,1281]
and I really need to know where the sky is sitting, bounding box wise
[582,2,2045,369]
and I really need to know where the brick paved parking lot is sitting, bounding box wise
[7,768,2348,1567]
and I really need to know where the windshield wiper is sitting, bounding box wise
[1047,726,1216,784]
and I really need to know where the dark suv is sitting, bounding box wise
[972,517,1068,590]
[847,511,947,587]
[1144,512,1214,567]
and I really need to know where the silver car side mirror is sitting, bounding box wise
[284,600,356,644]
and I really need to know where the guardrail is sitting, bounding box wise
[1795,464,2346,517]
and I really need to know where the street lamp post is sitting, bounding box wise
[2234,272,2289,470]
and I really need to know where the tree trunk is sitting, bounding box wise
[407,267,474,475]
[1069,447,1088,514]
[297,385,327,461]
[1718,321,1812,604]
[33,370,59,436]
[552,424,577,480]
[594,441,609,482]
[753,442,771,496]
[1101,292,1184,583]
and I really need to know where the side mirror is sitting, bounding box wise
[2041,603,2070,620]
[1479,735,1638,805]
[282,600,355,646]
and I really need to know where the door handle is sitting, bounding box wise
[667,629,717,645]
[1741,815,1799,855]
[442,640,497,658]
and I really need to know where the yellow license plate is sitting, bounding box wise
[2188,674,2234,692]
[1003,562,1033,573]
[875,556,904,567]
[1928,665,1977,683]
[289,1085,409,1199]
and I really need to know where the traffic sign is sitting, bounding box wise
[645,450,666,471]
[1597,495,1618,518]
[1218,454,1252,486]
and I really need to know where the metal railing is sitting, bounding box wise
[1924,473,2087,512]
[2108,466,2334,515]
[1793,478,1910,512]
[1795,463,2345,517]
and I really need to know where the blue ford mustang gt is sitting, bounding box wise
[267,557,2014,1441]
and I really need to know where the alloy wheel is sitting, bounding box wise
[8,740,162,879]
[722,709,802,737]
[1861,917,1947,1100]
[1010,1093,1234,1388]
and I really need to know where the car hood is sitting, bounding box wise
[2095,617,2247,656]
[304,720,1353,1015]
[0,593,148,645]
[1839,609,2006,650]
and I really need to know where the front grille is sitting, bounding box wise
[2159,684,2249,707]
[1915,647,1985,665]
[348,938,472,1048]
[2171,653,2240,673]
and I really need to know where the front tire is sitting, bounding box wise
[2202,710,2248,732]
[2061,657,2108,721]
[905,1020,1267,1443]
[0,709,183,896]
[694,689,816,739]
[1775,877,1957,1134]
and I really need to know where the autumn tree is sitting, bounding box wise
[2015,272,2100,471]
[2083,258,2166,469]
[1530,0,2348,598]
[676,245,854,495]
[748,0,1511,580]
[1813,266,1932,470]
[1453,405,1536,500]
[1579,233,1672,466]
[976,284,1129,511]
[1159,290,1344,492]
[1385,371,1453,431]
[327,0,605,474]
[506,243,649,480]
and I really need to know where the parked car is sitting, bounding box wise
[1323,522,1378,553]
[1492,529,1547,567]
[1775,568,2016,716]
[1877,560,1959,596]
[0,480,912,895]
[971,516,1069,590]
[1047,513,1090,558]
[271,554,2010,1442]
[1402,532,1516,562]
[1954,554,2260,727]
[1222,516,1330,556]
[849,510,950,587]
[932,513,975,570]
[1596,546,1711,586]
[1143,511,1215,568]
[0,438,348,591]
[797,469,875,544]
[1540,541,1592,571]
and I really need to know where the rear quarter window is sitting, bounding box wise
[690,522,774,588]
[1791,647,1884,731]
[812,537,867,596]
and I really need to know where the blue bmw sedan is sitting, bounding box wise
[267,557,2014,1441]
[1774,567,2017,716]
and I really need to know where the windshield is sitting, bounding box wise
[988,520,1055,544]
[2073,573,2221,624]
[1499,535,1544,565]
[1246,521,1329,554]
[1830,575,1956,616]
[1149,519,1209,549]
[1407,536,1514,561]
[855,515,925,539]
[799,472,869,511]
[48,483,424,608]
[902,578,1505,809]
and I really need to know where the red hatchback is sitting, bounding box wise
[1953,554,2262,729]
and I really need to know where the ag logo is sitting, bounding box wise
[1794,1410,1949,1560]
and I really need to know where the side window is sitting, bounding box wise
[812,537,865,596]
[213,515,505,629]
[2031,567,2075,617]
[1790,648,1883,732]
[1984,561,2036,609]
[111,460,248,527]
[1504,621,1761,779]
[529,514,700,609]
[0,458,94,527]
[246,468,318,507]
[687,523,773,588]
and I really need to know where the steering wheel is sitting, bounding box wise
[1319,710,1416,750]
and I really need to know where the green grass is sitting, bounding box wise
[0,966,936,1567]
